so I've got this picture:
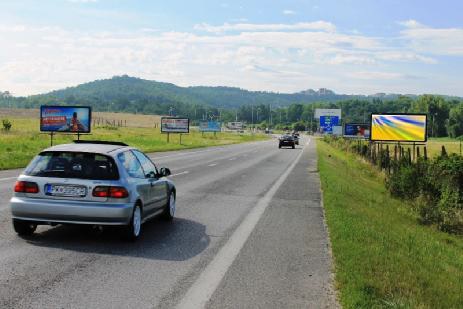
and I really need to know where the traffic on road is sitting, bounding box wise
[0,136,337,308]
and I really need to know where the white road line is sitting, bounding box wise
[207,163,217,167]
[170,171,189,177]
[228,158,236,161]
[0,176,18,182]
[151,149,217,160]
[151,139,271,160]
[176,139,310,309]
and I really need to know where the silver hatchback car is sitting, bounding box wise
[10,141,176,241]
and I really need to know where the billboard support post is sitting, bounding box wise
[167,133,170,143]
[179,133,182,145]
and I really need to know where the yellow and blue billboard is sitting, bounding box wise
[370,114,427,142]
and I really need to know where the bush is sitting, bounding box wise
[388,154,463,234]
[386,164,420,199]
[324,136,463,235]
[2,119,12,131]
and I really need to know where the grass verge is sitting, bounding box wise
[0,118,268,170]
[317,139,463,308]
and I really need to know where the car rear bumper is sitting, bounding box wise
[10,197,133,225]
[279,141,295,146]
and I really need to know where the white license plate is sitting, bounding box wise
[46,185,86,197]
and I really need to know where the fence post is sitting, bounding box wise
[386,145,390,173]
[424,146,428,161]
[441,145,447,157]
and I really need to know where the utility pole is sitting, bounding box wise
[268,104,272,126]
[311,104,314,133]
[251,105,254,132]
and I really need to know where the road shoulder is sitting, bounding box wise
[206,139,339,308]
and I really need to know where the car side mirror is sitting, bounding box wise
[159,167,171,177]
[146,171,156,179]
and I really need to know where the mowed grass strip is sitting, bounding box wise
[317,140,463,308]
[0,118,268,170]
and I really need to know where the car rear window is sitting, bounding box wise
[24,151,119,180]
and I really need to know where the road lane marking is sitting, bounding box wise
[153,149,218,160]
[229,158,236,161]
[0,177,18,182]
[170,171,189,177]
[176,139,310,309]
[150,139,273,161]
[207,163,217,167]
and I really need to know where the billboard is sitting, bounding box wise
[344,123,370,138]
[199,121,221,132]
[40,106,91,133]
[370,114,427,142]
[161,117,189,133]
[227,122,243,130]
[315,108,342,119]
[320,116,339,133]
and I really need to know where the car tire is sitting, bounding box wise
[123,203,142,241]
[278,144,282,148]
[13,219,37,236]
[292,145,295,149]
[161,191,176,221]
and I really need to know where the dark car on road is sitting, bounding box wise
[292,132,300,145]
[278,135,295,149]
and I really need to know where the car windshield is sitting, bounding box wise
[24,151,119,180]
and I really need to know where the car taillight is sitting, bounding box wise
[14,181,39,194]
[110,187,129,198]
[92,186,129,198]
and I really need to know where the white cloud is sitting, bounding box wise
[194,21,336,33]
[399,20,463,56]
[283,10,296,15]
[346,71,408,80]
[398,19,422,28]
[0,20,459,96]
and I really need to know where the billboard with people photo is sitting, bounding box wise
[40,106,91,133]
[344,123,370,138]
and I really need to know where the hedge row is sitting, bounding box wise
[323,136,463,234]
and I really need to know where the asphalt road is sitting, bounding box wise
[0,137,338,309]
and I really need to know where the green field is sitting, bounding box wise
[317,140,463,308]
[0,117,268,170]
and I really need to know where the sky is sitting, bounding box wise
[1,0,463,96]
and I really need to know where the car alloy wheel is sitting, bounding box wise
[169,192,176,217]
[133,205,141,237]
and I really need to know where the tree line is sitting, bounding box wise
[1,90,462,138]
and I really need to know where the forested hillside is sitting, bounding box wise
[0,75,462,138]
[0,75,369,113]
